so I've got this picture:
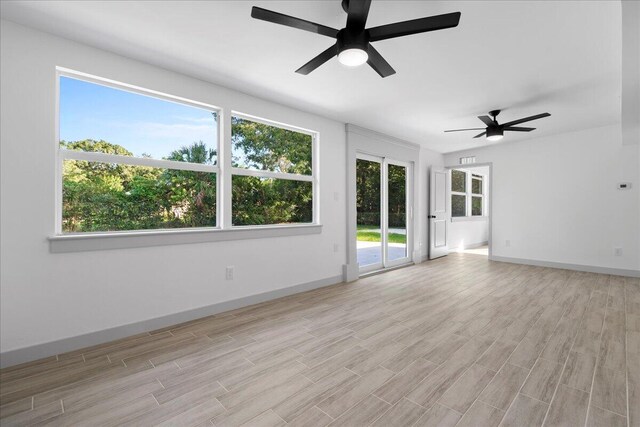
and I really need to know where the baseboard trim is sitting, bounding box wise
[448,241,488,252]
[489,255,640,278]
[0,274,344,369]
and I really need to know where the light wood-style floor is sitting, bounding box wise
[1,253,638,427]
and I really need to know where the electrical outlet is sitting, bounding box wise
[334,192,339,201]
[614,247,622,256]
[333,243,339,252]
[226,266,234,280]
[505,240,511,247]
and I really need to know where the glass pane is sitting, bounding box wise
[231,117,312,175]
[388,164,407,262]
[59,76,218,164]
[232,176,312,225]
[452,194,466,217]
[356,159,381,267]
[472,177,482,194]
[451,169,466,193]
[63,160,216,232]
[472,196,483,216]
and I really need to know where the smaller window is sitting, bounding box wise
[471,174,483,216]
[231,176,312,226]
[452,194,467,217]
[231,115,315,226]
[451,169,468,217]
[472,196,483,216]
[472,174,483,195]
[231,116,312,175]
[451,170,466,193]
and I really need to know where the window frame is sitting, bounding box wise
[229,111,318,228]
[53,68,320,243]
[450,169,486,220]
[55,69,222,235]
[450,169,468,218]
[471,174,484,217]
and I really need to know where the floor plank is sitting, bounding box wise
[0,253,636,426]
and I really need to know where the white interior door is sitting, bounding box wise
[429,168,449,259]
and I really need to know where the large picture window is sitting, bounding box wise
[57,71,318,238]
[59,75,219,233]
[231,115,314,226]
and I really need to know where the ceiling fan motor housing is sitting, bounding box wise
[486,127,504,139]
[337,28,369,55]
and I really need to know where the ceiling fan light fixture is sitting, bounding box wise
[486,128,504,141]
[338,48,368,67]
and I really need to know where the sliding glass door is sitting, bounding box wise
[356,154,411,273]
[386,162,408,265]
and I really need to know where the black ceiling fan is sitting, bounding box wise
[444,110,551,141]
[251,0,461,77]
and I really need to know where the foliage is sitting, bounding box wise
[62,117,314,232]
[451,169,466,193]
[62,140,217,232]
[452,194,466,217]
[356,230,406,244]
[231,117,312,174]
[232,177,312,226]
[356,159,406,228]
[230,118,313,225]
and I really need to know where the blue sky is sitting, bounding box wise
[59,76,218,162]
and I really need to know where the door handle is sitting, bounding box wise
[428,215,436,219]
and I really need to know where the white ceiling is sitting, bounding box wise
[1,1,622,153]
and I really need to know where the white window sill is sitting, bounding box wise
[451,216,488,222]
[48,224,322,253]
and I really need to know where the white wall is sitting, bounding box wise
[449,220,488,251]
[0,21,445,364]
[0,21,351,358]
[443,125,640,274]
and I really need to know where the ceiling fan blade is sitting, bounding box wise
[500,113,551,128]
[503,126,535,132]
[346,0,372,30]
[444,128,485,132]
[477,115,494,126]
[367,12,461,42]
[473,131,487,139]
[251,6,339,38]
[295,45,337,75]
[366,44,396,77]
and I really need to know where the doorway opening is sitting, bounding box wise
[356,154,412,273]
[448,164,491,257]
[428,163,492,260]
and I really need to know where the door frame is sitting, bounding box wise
[345,124,420,281]
[444,162,493,258]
